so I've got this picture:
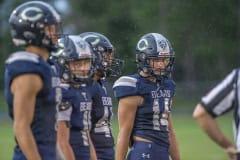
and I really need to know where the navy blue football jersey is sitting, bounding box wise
[88,78,114,148]
[113,74,175,147]
[57,83,92,146]
[4,51,58,159]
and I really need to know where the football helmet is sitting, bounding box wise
[136,33,175,79]
[8,1,61,51]
[79,32,124,77]
[55,35,95,84]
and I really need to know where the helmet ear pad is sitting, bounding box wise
[138,52,146,62]
[136,52,150,73]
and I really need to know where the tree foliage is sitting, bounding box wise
[1,0,239,89]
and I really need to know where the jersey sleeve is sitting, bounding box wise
[113,76,139,99]
[56,101,72,121]
[56,84,72,121]
[200,69,238,117]
[5,52,45,80]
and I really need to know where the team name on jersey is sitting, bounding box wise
[151,90,171,98]
[102,97,112,106]
[80,102,92,111]
[52,77,60,87]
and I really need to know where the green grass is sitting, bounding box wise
[0,114,233,160]
[172,114,233,160]
[112,114,233,160]
[0,121,14,159]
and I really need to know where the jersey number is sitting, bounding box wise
[152,98,170,130]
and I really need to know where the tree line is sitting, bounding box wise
[1,0,240,89]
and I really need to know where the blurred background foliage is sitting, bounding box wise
[1,0,240,104]
[1,0,240,82]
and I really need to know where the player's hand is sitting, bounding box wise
[224,146,237,160]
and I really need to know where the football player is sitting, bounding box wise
[55,35,97,160]
[4,1,61,159]
[113,33,181,160]
[80,32,124,160]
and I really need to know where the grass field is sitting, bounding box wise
[0,113,233,160]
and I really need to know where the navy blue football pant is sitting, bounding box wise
[95,147,115,160]
[127,141,169,160]
[13,143,56,160]
[71,143,90,160]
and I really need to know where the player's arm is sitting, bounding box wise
[193,104,237,160]
[168,114,181,160]
[116,96,142,160]
[11,74,42,160]
[57,121,75,160]
[87,131,97,160]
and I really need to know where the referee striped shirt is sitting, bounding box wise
[200,69,240,153]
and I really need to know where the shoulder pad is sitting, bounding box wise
[5,51,39,64]
[113,76,137,88]
[4,52,49,81]
[113,76,139,99]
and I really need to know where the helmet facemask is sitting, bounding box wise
[65,58,94,83]
[147,56,174,78]
[42,24,63,52]
[99,48,124,77]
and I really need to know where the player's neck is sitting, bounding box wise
[25,45,49,61]
[139,71,156,82]
[93,71,106,81]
